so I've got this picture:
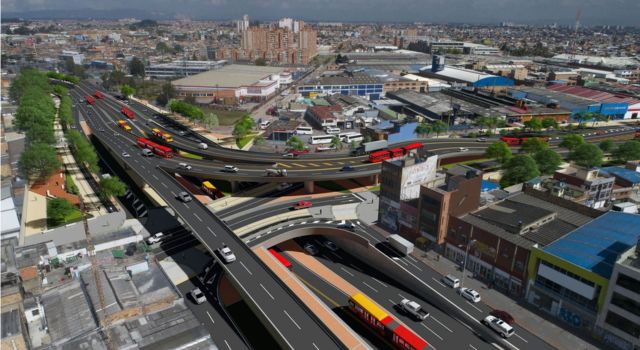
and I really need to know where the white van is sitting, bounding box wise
[325,127,340,135]
[259,120,271,130]
[198,142,208,150]
[442,274,460,288]
[141,149,153,157]
[295,127,313,135]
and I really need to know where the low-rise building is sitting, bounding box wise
[145,60,227,79]
[304,105,341,129]
[297,71,384,100]
[551,166,616,209]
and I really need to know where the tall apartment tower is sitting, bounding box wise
[236,14,249,33]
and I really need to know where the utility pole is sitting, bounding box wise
[460,226,476,289]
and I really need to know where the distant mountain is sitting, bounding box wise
[1,8,167,20]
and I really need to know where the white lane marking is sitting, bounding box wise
[405,258,424,271]
[152,174,159,180]
[312,220,320,224]
[194,213,203,222]
[431,277,448,288]
[283,310,301,330]
[362,230,381,242]
[171,191,177,197]
[407,255,419,262]
[349,264,363,272]
[514,333,529,343]
[260,283,275,300]
[141,165,145,169]
[339,267,354,277]
[465,301,483,313]
[421,323,443,341]
[325,220,333,224]
[362,281,379,293]
[469,345,477,350]
[300,221,307,225]
[206,311,215,324]
[430,315,453,333]
[312,343,319,350]
[388,298,396,305]
[372,277,388,288]
[239,261,253,275]
[288,224,294,227]
[329,251,342,260]
[161,182,168,188]
[224,339,232,350]
[207,227,217,237]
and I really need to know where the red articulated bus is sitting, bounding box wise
[268,248,292,270]
[368,142,424,163]
[93,91,104,99]
[121,106,134,119]
[500,134,550,146]
[349,293,428,350]
[86,95,95,105]
[136,137,173,158]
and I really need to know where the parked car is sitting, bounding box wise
[217,244,236,263]
[482,315,515,338]
[322,240,339,252]
[303,243,319,255]
[146,232,165,245]
[459,287,481,303]
[292,201,312,210]
[490,310,515,325]
[176,191,192,203]
[190,287,207,305]
[222,165,239,173]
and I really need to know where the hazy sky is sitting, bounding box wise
[3,0,639,25]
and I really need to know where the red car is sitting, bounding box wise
[292,201,312,210]
[490,310,515,325]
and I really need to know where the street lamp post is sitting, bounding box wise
[460,228,476,289]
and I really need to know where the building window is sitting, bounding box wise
[605,311,640,337]
[616,273,640,294]
[611,292,640,317]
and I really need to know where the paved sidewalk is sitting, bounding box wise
[411,249,602,350]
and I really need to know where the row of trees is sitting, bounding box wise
[66,130,99,173]
[414,120,448,137]
[12,69,61,181]
[46,71,80,84]
[167,99,219,128]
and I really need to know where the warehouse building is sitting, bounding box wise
[145,60,227,79]
[171,64,291,105]
[297,71,384,100]
[419,56,514,88]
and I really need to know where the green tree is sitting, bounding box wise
[330,135,343,150]
[612,141,640,163]
[500,155,540,188]
[598,139,614,153]
[156,42,171,54]
[569,144,603,168]
[414,123,432,138]
[533,149,562,175]
[26,123,56,145]
[129,57,145,77]
[66,130,99,172]
[255,58,267,66]
[100,176,127,197]
[19,143,61,181]
[520,137,548,154]
[156,81,176,106]
[541,118,558,130]
[431,120,448,137]
[574,111,593,128]
[47,198,77,226]
[120,84,135,98]
[559,134,586,151]
[485,141,512,164]
[476,115,501,134]
[523,118,543,132]
[253,135,266,146]
[232,115,256,140]
[286,136,305,151]
[202,113,219,129]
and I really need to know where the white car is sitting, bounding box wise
[337,221,355,231]
[457,147,469,152]
[190,287,207,305]
[282,153,297,158]
[178,162,192,170]
[176,191,193,202]
[476,137,487,142]
[121,152,131,158]
[218,244,236,263]
[222,165,239,173]
[459,287,481,303]
[303,243,319,255]
[482,315,515,338]
[146,232,165,245]
[277,183,292,191]
[322,240,339,252]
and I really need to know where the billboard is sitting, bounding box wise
[399,155,438,201]
[379,198,400,232]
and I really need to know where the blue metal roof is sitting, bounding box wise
[543,212,640,279]
[481,180,499,192]
[600,166,640,185]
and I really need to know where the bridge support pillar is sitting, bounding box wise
[230,181,239,193]
[304,181,315,194]
[369,174,380,185]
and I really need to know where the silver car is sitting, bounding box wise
[190,287,207,304]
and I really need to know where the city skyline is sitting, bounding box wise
[2,0,640,26]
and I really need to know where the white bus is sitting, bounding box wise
[309,135,335,145]
[338,132,353,141]
[325,127,341,135]
[295,126,313,135]
[343,133,363,143]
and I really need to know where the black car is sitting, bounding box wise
[340,163,355,171]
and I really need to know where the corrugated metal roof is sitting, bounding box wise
[543,212,640,278]
[600,166,640,185]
